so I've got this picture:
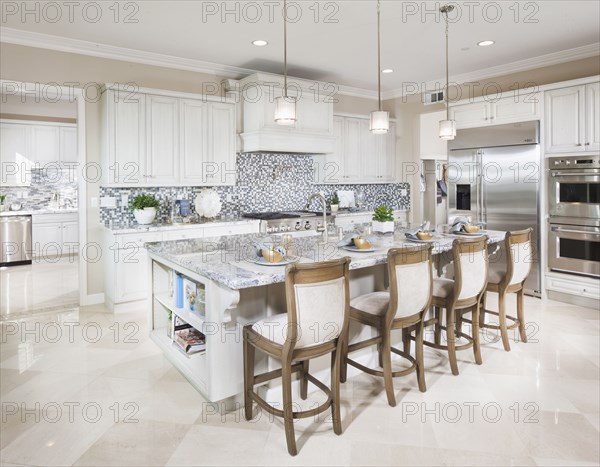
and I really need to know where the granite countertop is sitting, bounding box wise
[145,228,505,290]
[334,208,409,218]
[104,216,260,234]
[0,208,78,217]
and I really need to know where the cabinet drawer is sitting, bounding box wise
[163,229,204,241]
[546,275,599,300]
[203,223,258,238]
[115,232,163,248]
[33,213,78,224]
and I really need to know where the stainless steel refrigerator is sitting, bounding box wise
[447,121,541,297]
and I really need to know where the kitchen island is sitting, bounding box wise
[145,229,506,403]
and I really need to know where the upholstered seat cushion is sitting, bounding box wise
[350,291,390,316]
[433,278,454,299]
[251,314,322,349]
[487,261,507,285]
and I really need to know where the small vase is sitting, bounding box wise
[330,204,339,213]
[372,220,395,234]
[133,207,157,225]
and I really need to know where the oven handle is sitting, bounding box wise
[551,226,600,235]
[551,171,600,177]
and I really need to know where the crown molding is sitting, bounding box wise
[382,42,600,100]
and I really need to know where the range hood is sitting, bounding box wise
[226,73,335,154]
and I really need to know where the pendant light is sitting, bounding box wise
[274,0,296,125]
[439,4,456,140]
[370,0,389,134]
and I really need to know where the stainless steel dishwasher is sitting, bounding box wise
[0,215,32,266]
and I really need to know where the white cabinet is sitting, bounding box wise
[32,213,78,257]
[0,122,31,186]
[146,95,179,185]
[320,115,396,184]
[545,83,599,154]
[101,87,236,187]
[450,95,540,130]
[103,89,146,184]
[30,125,60,164]
[59,126,78,163]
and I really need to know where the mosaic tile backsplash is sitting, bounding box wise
[99,153,410,224]
[1,168,78,209]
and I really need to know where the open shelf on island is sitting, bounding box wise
[155,292,206,331]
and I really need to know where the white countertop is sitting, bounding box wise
[0,208,78,217]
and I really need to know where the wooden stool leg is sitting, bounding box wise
[378,342,384,368]
[472,305,483,365]
[402,328,411,354]
[416,320,426,392]
[340,331,349,383]
[517,289,528,343]
[382,330,396,407]
[281,363,297,456]
[479,291,487,327]
[456,312,463,338]
[434,306,442,345]
[300,360,309,400]
[331,347,343,435]
[446,306,459,376]
[498,291,511,351]
[243,334,255,421]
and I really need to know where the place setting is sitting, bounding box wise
[448,217,487,237]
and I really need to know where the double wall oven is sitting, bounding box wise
[548,155,599,278]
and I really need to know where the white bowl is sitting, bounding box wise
[133,207,157,225]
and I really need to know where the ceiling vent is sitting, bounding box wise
[424,91,445,105]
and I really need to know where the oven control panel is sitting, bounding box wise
[550,155,600,170]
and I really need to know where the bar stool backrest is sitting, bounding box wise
[284,258,351,350]
[388,245,433,320]
[506,228,534,286]
[453,237,489,301]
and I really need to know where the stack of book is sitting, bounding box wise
[173,320,206,355]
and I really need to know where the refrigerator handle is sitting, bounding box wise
[481,150,487,224]
[476,150,483,224]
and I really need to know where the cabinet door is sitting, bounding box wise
[32,222,63,257]
[0,122,31,186]
[545,86,585,153]
[59,126,78,163]
[61,221,79,252]
[107,90,146,184]
[207,102,236,186]
[585,82,600,152]
[379,123,396,182]
[450,101,490,129]
[493,95,539,124]
[359,119,379,182]
[297,95,333,135]
[320,116,344,183]
[146,95,179,185]
[30,125,60,164]
[179,99,208,185]
[343,118,362,182]
[115,247,148,302]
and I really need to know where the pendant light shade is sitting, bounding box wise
[275,0,296,125]
[275,96,297,126]
[439,4,455,141]
[370,110,390,134]
[370,0,389,134]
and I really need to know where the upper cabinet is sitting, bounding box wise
[450,93,540,130]
[545,83,599,153]
[0,121,77,186]
[319,114,396,184]
[101,85,237,187]
[226,73,335,154]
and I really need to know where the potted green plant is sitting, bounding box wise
[372,205,395,234]
[330,193,340,213]
[0,194,6,212]
[130,194,160,225]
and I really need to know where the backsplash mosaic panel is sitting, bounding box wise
[1,168,78,209]
[99,153,410,224]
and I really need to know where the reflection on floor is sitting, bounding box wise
[0,292,598,466]
[0,256,79,320]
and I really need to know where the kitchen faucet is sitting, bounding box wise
[305,192,328,243]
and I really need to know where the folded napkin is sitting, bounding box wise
[451,217,471,233]
[405,228,424,241]
[255,238,286,259]
[336,233,376,248]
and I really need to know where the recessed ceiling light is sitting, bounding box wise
[477,40,495,47]
[252,40,268,47]
[382,69,394,74]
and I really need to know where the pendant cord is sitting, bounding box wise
[283,0,288,98]
[443,6,450,120]
[377,0,382,111]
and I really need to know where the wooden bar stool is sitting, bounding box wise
[243,257,351,456]
[480,228,533,351]
[424,237,489,376]
[341,245,433,407]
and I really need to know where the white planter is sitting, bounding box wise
[133,207,157,225]
[330,204,339,213]
[372,220,395,234]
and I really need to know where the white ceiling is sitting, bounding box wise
[2,1,599,97]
